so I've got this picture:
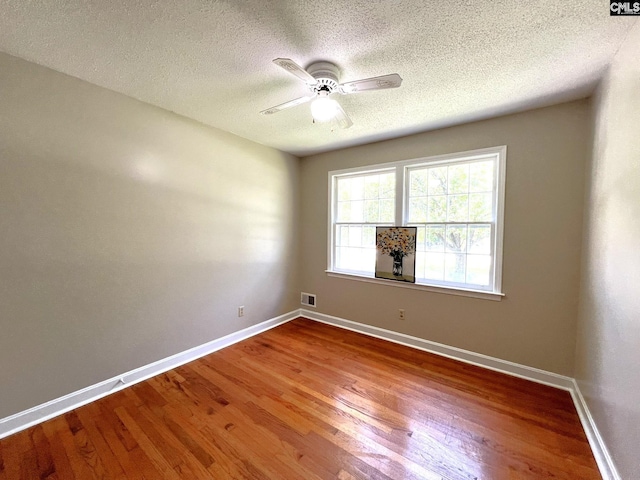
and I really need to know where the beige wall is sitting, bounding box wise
[300,101,589,376]
[0,53,300,419]
[1,26,636,474]
[575,21,640,479]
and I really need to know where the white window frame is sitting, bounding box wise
[327,146,506,301]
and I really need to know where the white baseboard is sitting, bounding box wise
[1,307,619,480]
[570,380,621,480]
[0,310,299,440]
[300,309,574,390]
[299,309,619,480]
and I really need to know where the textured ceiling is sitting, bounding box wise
[0,1,636,156]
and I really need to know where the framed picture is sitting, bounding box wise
[375,226,417,283]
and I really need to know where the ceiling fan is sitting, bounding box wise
[260,58,402,129]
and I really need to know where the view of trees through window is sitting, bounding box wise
[334,170,395,274]
[408,160,495,287]
[330,147,504,293]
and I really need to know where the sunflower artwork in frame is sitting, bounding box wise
[375,226,417,283]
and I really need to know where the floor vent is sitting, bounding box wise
[301,292,317,308]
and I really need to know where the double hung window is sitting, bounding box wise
[328,146,506,297]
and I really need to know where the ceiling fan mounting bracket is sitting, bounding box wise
[307,61,340,94]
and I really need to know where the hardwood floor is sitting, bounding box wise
[0,318,600,479]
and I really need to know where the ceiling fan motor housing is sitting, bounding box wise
[307,61,340,94]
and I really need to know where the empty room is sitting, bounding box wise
[0,1,638,479]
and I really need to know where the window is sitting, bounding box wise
[333,169,395,275]
[328,146,506,298]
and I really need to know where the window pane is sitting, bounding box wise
[349,200,364,222]
[415,253,426,278]
[335,222,378,274]
[409,198,427,222]
[469,193,492,222]
[415,226,426,252]
[424,252,445,280]
[348,226,362,247]
[364,200,379,222]
[470,161,494,192]
[466,254,491,286]
[362,249,376,273]
[341,247,357,271]
[447,194,468,222]
[336,247,359,272]
[336,225,348,246]
[380,172,395,198]
[448,164,469,194]
[335,246,345,269]
[331,149,502,293]
[350,248,362,271]
[468,225,491,254]
[380,199,394,222]
[446,225,467,253]
[351,177,364,200]
[410,169,428,197]
[445,253,466,282]
[428,167,447,195]
[364,175,380,199]
[427,196,447,222]
[363,226,376,247]
[336,201,350,222]
[337,177,351,201]
[426,225,445,252]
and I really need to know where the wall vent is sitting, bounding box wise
[301,292,317,308]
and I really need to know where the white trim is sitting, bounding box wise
[570,380,621,480]
[327,145,508,175]
[395,164,405,224]
[327,145,507,296]
[493,145,507,294]
[326,270,504,301]
[300,309,571,389]
[0,310,299,440]
[1,307,619,480]
[299,309,619,479]
[327,170,335,272]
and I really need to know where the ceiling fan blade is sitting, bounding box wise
[334,102,353,129]
[260,95,313,115]
[339,73,403,94]
[273,58,317,85]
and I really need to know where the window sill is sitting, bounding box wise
[325,270,505,301]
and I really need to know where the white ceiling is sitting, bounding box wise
[0,1,636,156]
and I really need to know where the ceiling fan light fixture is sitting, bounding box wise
[310,95,339,123]
[261,57,402,129]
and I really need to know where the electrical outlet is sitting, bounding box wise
[399,309,405,320]
[238,306,244,317]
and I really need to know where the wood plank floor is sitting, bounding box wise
[0,318,601,479]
